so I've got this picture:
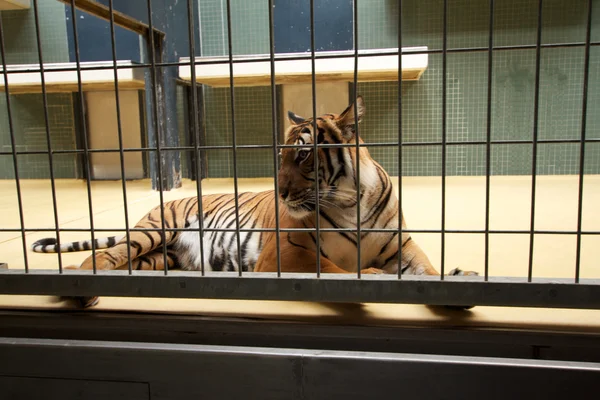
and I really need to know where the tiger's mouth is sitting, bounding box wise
[282,195,315,219]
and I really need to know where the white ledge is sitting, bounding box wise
[0,0,30,10]
[178,47,428,88]
[0,61,146,94]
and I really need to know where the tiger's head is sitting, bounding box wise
[278,96,373,219]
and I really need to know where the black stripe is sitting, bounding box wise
[319,209,357,246]
[141,231,156,249]
[383,249,399,266]
[137,256,150,270]
[363,185,392,225]
[107,236,116,247]
[317,128,325,144]
[102,252,119,266]
[322,143,335,181]
[287,232,310,250]
[377,231,399,256]
[130,241,143,256]
[182,197,200,225]
[72,241,81,251]
[304,222,328,259]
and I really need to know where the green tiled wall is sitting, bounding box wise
[203,86,276,178]
[198,0,269,57]
[0,1,75,179]
[356,0,600,176]
[198,0,275,178]
[197,0,599,178]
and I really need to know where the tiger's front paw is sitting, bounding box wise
[447,267,478,277]
[360,267,385,274]
[445,268,478,310]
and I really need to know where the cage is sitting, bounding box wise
[0,0,600,398]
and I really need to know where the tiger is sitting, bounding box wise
[32,96,478,308]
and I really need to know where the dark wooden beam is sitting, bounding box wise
[57,0,164,39]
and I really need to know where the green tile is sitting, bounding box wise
[0,2,74,179]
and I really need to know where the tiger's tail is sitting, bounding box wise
[31,236,123,253]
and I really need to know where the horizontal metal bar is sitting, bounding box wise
[2,40,599,76]
[3,138,600,157]
[56,0,164,39]
[3,310,600,359]
[0,270,599,309]
[1,338,599,399]
[3,227,600,235]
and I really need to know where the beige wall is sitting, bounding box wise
[282,82,350,131]
[86,90,144,180]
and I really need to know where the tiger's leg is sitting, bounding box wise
[399,235,478,310]
[400,236,478,277]
[255,233,383,274]
[124,250,178,271]
[65,250,178,309]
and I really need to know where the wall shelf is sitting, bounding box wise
[0,61,145,94]
[178,47,428,88]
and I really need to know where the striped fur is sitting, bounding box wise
[32,96,478,306]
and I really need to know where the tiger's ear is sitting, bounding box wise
[336,96,365,138]
[287,110,306,125]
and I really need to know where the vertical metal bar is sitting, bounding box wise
[187,0,206,275]
[69,0,97,273]
[144,0,170,274]
[309,0,322,276]
[224,0,243,276]
[397,0,403,279]
[31,0,63,272]
[267,0,282,276]
[353,0,361,278]
[484,0,495,281]
[107,0,133,273]
[528,0,543,282]
[440,0,448,279]
[574,0,593,283]
[0,19,29,272]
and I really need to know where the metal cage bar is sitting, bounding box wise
[31,0,64,273]
[224,0,243,276]
[69,0,98,273]
[440,0,448,279]
[267,0,282,276]
[0,17,29,272]
[107,0,133,273]
[527,0,544,282]
[144,0,170,274]
[484,0,495,282]
[2,227,600,235]
[352,0,362,280]
[2,41,600,77]
[187,0,207,275]
[2,137,600,157]
[309,0,322,277]
[574,0,594,283]
[1,270,600,309]
[397,0,404,280]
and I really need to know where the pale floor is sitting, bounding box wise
[1,176,600,331]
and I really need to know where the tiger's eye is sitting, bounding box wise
[298,150,310,160]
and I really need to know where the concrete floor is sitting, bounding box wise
[1,176,599,331]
